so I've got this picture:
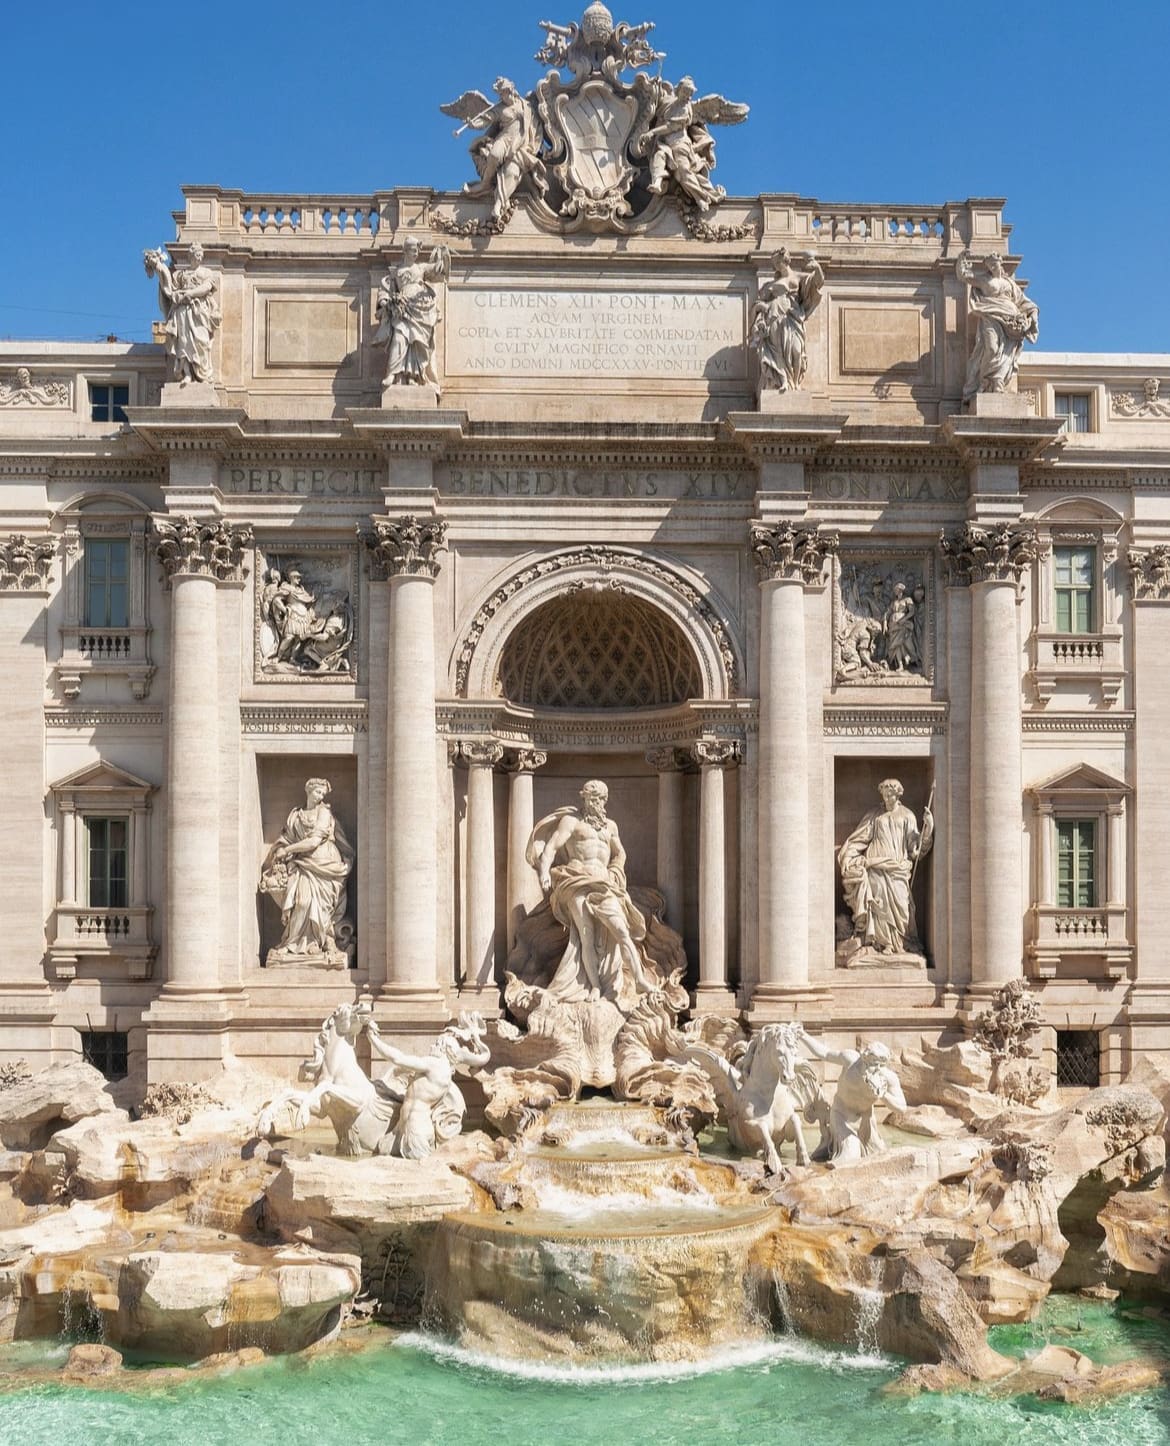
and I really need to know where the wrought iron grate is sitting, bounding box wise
[1055,1029,1100,1088]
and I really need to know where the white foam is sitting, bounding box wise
[526,1179,723,1217]
[395,1332,891,1383]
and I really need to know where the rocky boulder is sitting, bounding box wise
[0,1063,127,1150]
[265,1146,481,1321]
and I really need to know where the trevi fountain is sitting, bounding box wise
[1,5,1169,1443]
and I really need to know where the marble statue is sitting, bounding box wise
[529,780,660,1013]
[438,9,746,233]
[639,76,741,213]
[259,777,354,969]
[750,250,825,393]
[685,1022,828,1174]
[258,562,353,676]
[795,1028,907,1165]
[374,239,451,389]
[956,251,1039,403]
[838,778,932,961]
[257,1004,488,1158]
[367,1014,492,1158]
[143,243,221,385]
[442,78,548,225]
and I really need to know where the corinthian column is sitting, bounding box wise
[454,740,504,995]
[691,739,740,1011]
[153,516,252,994]
[505,749,547,950]
[750,522,837,1009]
[365,517,448,1016]
[942,521,1035,987]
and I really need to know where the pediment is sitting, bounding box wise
[50,760,155,794]
[1028,762,1129,798]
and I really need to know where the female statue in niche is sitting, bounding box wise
[260,777,354,969]
[750,248,825,393]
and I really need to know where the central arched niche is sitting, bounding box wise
[498,589,703,708]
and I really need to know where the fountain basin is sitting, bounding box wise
[426,1204,777,1362]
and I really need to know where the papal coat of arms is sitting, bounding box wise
[440,3,748,234]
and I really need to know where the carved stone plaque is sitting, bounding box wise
[444,287,747,382]
[832,552,934,686]
[254,544,358,683]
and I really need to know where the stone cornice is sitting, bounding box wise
[1021,711,1134,735]
[152,515,254,582]
[940,521,1038,586]
[240,702,369,735]
[127,409,247,454]
[0,533,54,592]
[724,412,848,463]
[823,703,948,737]
[942,414,1065,466]
[45,708,164,729]
[362,516,448,579]
[436,698,756,750]
[1126,545,1170,602]
[750,520,839,584]
[346,410,467,458]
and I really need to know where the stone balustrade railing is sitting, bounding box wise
[809,209,945,244]
[238,198,383,239]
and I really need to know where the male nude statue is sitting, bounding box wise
[528,780,659,1012]
[795,1027,907,1165]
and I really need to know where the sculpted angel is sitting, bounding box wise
[750,249,825,393]
[374,238,451,389]
[637,76,748,212]
[441,77,548,224]
[956,251,1039,402]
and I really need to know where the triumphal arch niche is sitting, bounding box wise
[2,0,1168,1093]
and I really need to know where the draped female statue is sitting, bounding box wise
[260,777,354,969]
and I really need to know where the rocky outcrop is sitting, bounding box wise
[0,1062,127,1150]
[264,1146,483,1321]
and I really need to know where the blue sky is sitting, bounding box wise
[2,0,1167,352]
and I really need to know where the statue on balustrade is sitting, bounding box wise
[259,777,354,969]
[529,780,661,1014]
[638,75,743,213]
[374,238,451,390]
[750,249,825,393]
[837,778,932,964]
[143,242,221,386]
[956,251,1039,403]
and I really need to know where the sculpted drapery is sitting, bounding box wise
[838,779,932,956]
[260,778,354,967]
[957,251,1039,402]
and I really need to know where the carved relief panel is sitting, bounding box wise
[832,551,935,686]
[254,543,358,683]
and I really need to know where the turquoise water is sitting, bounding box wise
[0,1300,1167,1446]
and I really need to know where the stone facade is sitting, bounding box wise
[1,11,1167,1087]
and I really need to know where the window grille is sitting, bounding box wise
[80,1030,129,1081]
[1055,1030,1100,1088]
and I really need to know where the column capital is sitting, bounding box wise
[940,520,1037,587]
[363,515,447,580]
[1126,545,1170,603]
[503,747,548,774]
[645,745,689,773]
[750,520,838,585]
[0,533,54,593]
[152,515,253,584]
[691,738,741,769]
[450,739,505,769]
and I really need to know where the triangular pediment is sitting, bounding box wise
[1028,762,1129,797]
[50,760,155,794]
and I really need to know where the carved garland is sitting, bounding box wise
[0,534,54,591]
[939,521,1038,586]
[152,516,254,582]
[749,522,839,584]
[362,517,448,579]
[1126,545,1170,602]
[455,544,739,698]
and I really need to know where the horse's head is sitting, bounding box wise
[755,1023,800,1083]
[327,1000,372,1043]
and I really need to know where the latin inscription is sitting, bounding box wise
[445,288,746,381]
[440,468,753,500]
[222,467,379,497]
[810,472,967,504]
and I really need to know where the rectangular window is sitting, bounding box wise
[1054,392,1092,433]
[89,383,129,424]
[80,1030,129,1081]
[1056,818,1096,908]
[1056,1030,1100,1089]
[1053,545,1095,633]
[83,539,129,627]
[86,817,128,908]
